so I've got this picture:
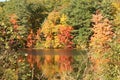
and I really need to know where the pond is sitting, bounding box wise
[17,49,88,80]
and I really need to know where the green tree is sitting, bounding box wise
[2,0,47,32]
[62,0,115,49]
[3,0,28,25]
[26,2,47,31]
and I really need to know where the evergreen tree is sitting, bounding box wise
[3,0,28,25]
[62,0,115,49]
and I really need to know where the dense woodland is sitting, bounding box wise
[0,0,120,80]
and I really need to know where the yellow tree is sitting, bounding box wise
[41,11,61,48]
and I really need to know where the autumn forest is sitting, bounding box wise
[0,0,120,80]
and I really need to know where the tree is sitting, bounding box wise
[3,0,28,25]
[62,0,115,49]
[84,12,114,80]
[26,2,47,31]
[2,0,47,32]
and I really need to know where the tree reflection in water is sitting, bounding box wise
[20,49,73,79]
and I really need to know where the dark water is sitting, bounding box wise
[18,49,87,80]
[21,48,87,55]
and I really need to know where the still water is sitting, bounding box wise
[18,49,87,80]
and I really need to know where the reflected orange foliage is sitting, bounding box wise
[27,54,35,68]
[59,55,73,72]
[25,53,73,73]
[27,54,41,69]
[44,55,52,64]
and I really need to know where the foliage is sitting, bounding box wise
[58,25,73,48]
[90,13,113,49]
[72,52,88,80]
[105,2,120,79]
[112,2,120,35]
[41,11,60,48]
[26,29,35,48]
[26,2,47,31]
[0,2,5,21]
[41,11,73,49]
[85,12,114,80]
[2,0,47,33]
[105,39,120,80]
[0,14,27,50]
[0,50,18,80]
[3,0,28,25]
[0,0,120,80]
[40,0,70,12]
[0,50,33,80]
[62,0,115,49]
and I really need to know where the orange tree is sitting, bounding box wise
[84,12,114,80]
